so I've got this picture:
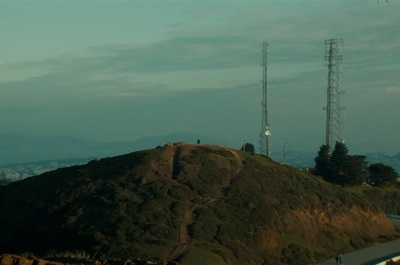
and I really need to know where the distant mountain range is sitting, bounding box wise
[0,132,230,166]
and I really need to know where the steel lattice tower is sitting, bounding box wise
[260,41,271,156]
[324,39,345,151]
[283,141,287,165]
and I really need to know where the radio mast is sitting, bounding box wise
[324,38,345,151]
[260,41,271,156]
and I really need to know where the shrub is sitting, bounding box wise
[281,244,316,265]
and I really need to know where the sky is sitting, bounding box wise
[0,0,399,157]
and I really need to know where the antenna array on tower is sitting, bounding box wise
[260,41,271,157]
[324,38,345,151]
[283,141,287,165]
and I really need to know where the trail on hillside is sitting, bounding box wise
[166,145,193,260]
[168,205,194,260]
[151,144,176,178]
[167,145,244,261]
[217,146,243,186]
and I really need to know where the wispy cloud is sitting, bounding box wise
[3,0,399,86]
[1,0,399,153]
[383,86,400,94]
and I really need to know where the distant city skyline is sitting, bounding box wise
[1,0,399,157]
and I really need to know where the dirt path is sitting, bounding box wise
[152,144,176,177]
[218,145,243,178]
[166,145,193,260]
[168,205,193,260]
[166,144,244,261]
[178,206,193,245]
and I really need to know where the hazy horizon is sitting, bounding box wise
[1,0,399,157]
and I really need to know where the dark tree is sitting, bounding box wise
[343,155,368,186]
[314,144,331,181]
[330,142,349,185]
[368,163,399,187]
[241,143,255,154]
[315,142,368,186]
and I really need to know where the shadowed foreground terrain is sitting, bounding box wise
[0,254,179,265]
[0,144,399,265]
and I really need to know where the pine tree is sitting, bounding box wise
[241,142,255,154]
[314,144,331,181]
[344,155,368,185]
[314,142,365,186]
[330,142,349,185]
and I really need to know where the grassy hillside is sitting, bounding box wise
[344,186,400,215]
[0,144,398,265]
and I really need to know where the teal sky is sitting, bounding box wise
[0,0,399,155]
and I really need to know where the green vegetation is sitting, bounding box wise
[344,186,400,215]
[0,144,399,265]
[179,248,226,265]
[281,244,315,265]
[314,142,399,187]
[369,163,399,187]
[240,143,255,154]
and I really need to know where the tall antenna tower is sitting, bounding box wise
[283,140,287,165]
[260,41,271,156]
[324,38,345,151]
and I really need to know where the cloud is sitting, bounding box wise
[1,0,399,153]
[86,36,258,73]
[3,0,399,90]
[1,36,259,92]
[384,86,400,93]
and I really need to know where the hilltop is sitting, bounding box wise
[0,144,398,265]
[0,133,229,166]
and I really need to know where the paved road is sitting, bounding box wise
[388,216,400,227]
[318,217,400,265]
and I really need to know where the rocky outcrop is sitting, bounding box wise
[0,255,180,265]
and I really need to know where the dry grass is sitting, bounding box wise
[45,249,91,260]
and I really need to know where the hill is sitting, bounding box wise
[0,133,229,166]
[0,144,398,265]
